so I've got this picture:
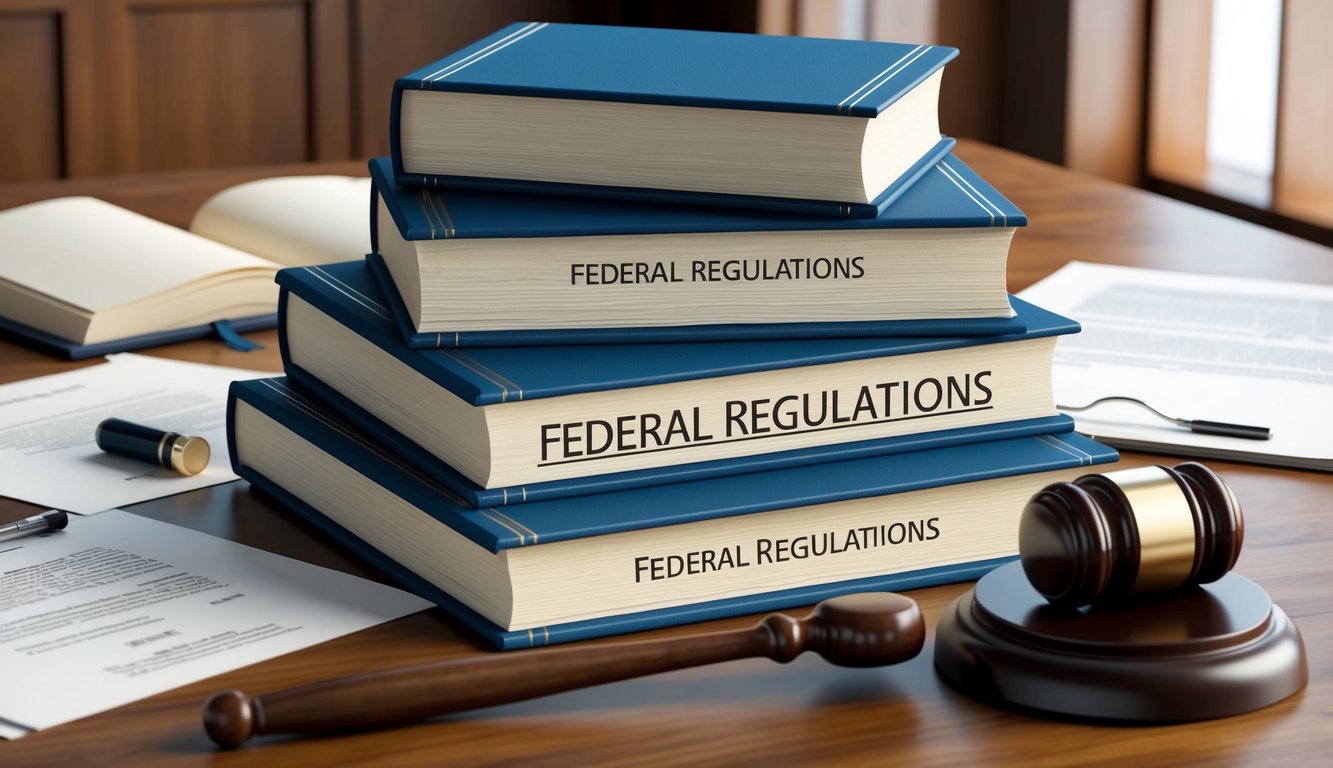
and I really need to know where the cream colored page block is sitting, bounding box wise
[409,227,1012,330]
[484,338,1056,485]
[191,177,374,266]
[399,90,870,201]
[506,470,1076,629]
[0,197,276,311]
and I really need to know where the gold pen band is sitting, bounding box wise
[169,434,211,476]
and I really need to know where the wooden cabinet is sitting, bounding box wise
[0,0,634,181]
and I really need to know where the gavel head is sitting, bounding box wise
[1019,462,1243,608]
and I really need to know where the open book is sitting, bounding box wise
[0,176,370,359]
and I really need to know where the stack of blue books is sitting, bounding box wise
[227,23,1115,649]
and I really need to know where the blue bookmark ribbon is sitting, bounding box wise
[211,320,264,352]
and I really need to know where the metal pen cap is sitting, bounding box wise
[95,418,210,476]
[0,510,69,543]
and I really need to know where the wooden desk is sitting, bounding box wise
[2,141,1331,766]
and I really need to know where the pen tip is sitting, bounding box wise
[44,510,69,530]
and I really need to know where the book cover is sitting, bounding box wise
[395,23,957,116]
[389,23,959,217]
[229,377,1117,649]
[372,147,1025,244]
[278,261,1070,407]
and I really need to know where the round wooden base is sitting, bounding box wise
[934,562,1307,722]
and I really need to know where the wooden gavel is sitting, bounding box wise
[1019,461,1244,607]
[204,592,924,748]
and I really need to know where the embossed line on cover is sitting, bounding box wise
[838,45,932,114]
[422,22,549,83]
[437,350,518,402]
[451,351,524,401]
[938,160,1006,226]
[1035,434,1095,466]
[419,189,456,238]
[306,267,393,321]
[484,507,540,545]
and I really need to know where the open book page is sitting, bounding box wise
[0,197,276,313]
[1019,261,1333,470]
[190,176,372,266]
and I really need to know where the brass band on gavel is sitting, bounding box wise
[1018,462,1244,607]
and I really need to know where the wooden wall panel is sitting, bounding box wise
[806,0,1003,144]
[0,0,95,182]
[0,10,63,181]
[90,0,350,176]
[129,4,309,172]
[351,0,596,158]
[1066,0,1145,185]
[932,0,1001,144]
[1146,0,1211,184]
[1274,0,1333,228]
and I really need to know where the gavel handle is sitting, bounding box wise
[205,620,774,747]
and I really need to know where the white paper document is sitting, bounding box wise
[0,510,431,737]
[0,353,275,514]
[1020,262,1333,470]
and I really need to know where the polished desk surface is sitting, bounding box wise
[2,140,1331,766]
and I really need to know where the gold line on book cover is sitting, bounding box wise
[481,509,530,544]
[305,267,392,321]
[487,507,539,543]
[437,350,515,402]
[453,350,524,400]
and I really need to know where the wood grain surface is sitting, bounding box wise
[1,141,1330,766]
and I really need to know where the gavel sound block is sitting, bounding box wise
[934,462,1308,722]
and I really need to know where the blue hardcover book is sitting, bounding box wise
[229,377,1117,649]
[277,261,1078,491]
[284,358,1077,507]
[391,23,959,217]
[369,150,1028,347]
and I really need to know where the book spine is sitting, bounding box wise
[369,190,380,254]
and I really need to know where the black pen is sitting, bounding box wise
[0,510,69,543]
[96,418,211,476]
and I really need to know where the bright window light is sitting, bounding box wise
[1207,0,1283,177]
